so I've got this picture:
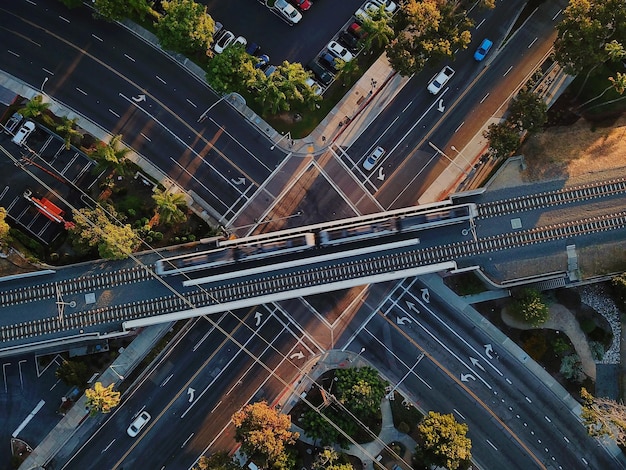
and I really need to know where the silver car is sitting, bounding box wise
[363,146,385,171]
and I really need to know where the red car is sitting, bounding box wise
[289,0,312,11]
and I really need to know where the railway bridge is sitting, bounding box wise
[1,177,626,356]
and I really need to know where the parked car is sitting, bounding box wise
[127,411,151,437]
[347,22,368,40]
[246,42,261,56]
[255,54,270,69]
[234,36,247,48]
[473,38,493,61]
[327,40,353,62]
[306,60,333,86]
[11,120,35,147]
[214,30,235,54]
[305,77,323,96]
[363,146,385,171]
[338,31,360,52]
[288,0,311,11]
[274,0,303,24]
[370,0,397,13]
[264,65,277,77]
[319,52,340,73]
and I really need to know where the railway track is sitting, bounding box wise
[3,208,626,345]
[477,177,626,219]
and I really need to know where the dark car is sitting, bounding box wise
[319,52,339,73]
[338,31,360,52]
[306,60,333,86]
[246,42,261,56]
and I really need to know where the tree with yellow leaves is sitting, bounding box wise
[85,382,121,416]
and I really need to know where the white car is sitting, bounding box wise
[363,146,385,171]
[327,41,353,62]
[275,0,303,24]
[427,66,455,95]
[11,120,35,147]
[127,411,151,437]
[370,0,397,13]
[305,77,323,96]
[233,36,247,48]
[214,30,235,54]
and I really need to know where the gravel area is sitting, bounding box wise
[580,284,622,365]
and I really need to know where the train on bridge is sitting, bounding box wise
[155,203,477,276]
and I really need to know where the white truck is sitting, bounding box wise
[427,66,455,95]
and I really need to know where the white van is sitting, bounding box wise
[11,120,35,146]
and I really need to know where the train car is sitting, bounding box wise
[155,247,234,276]
[399,203,475,232]
[235,233,316,261]
[318,218,399,246]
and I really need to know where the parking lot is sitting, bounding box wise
[201,0,370,67]
[0,111,97,246]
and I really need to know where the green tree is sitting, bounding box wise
[155,0,215,55]
[580,387,626,445]
[560,354,585,382]
[58,0,83,8]
[55,360,91,388]
[70,206,139,260]
[335,367,387,416]
[554,0,626,75]
[0,207,10,244]
[509,288,549,327]
[93,0,152,21]
[194,452,243,470]
[311,448,353,470]
[205,44,257,93]
[360,14,395,51]
[85,382,120,416]
[507,89,547,133]
[89,134,130,173]
[611,273,626,306]
[56,116,81,150]
[300,408,342,447]
[415,411,472,470]
[19,95,50,119]
[483,122,519,159]
[232,401,298,469]
[152,189,188,225]
[605,40,626,62]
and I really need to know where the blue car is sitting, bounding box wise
[254,54,270,69]
[474,38,493,61]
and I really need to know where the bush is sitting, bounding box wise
[560,354,585,382]
[579,318,596,334]
[510,288,549,326]
[589,341,605,361]
[552,337,571,356]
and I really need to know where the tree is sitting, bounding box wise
[312,448,352,470]
[554,0,626,76]
[155,0,215,55]
[578,72,626,109]
[335,367,387,416]
[93,0,152,21]
[89,134,130,173]
[605,40,626,63]
[85,381,120,416]
[483,122,519,159]
[560,354,585,382]
[232,401,298,468]
[611,273,626,306]
[19,95,50,119]
[300,409,342,447]
[509,288,549,327]
[507,89,547,133]
[580,387,626,445]
[415,411,472,470]
[0,207,10,244]
[205,44,257,94]
[69,206,139,259]
[194,452,243,470]
[56,116,82,150]
[55,359,91,388]
[58,0,83,7]
[359,6,394,51]
[152,189,188,225]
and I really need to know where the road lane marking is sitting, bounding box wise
[476,18,485,29]
[454,121,464,133]
[503,65,513,76]
[480,93,490,103]
[156,75,166,84]
[528,37,538,49]
[486,439,498,450]
[186,98,197,108]
[101,439,116,453]
[8,50,20,57]
[108,109,120,118]
[124,53,135,62]
[76,87,87,96]
[140,132,151,142]
[91,34,103,42]
[42,67,54,76]
[58,16,70,23]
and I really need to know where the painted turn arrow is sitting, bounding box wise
[290,351,305,360]
[231,177,246,185]
[254,311,262,326]
[460,373,476,382]
[437,99,445,112]
[396,316,412,325]
[377,167,385,181]
[132,94,146,103]
[484,344,494,359]
[421,288,430,303]
[470,357,485,371]
[187,387,195,402]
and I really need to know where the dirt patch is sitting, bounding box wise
[520,114,626,183]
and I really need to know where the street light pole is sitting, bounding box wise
[41,77,48,93]
[428,141,469,176]
[270,131,291,151]
[349,347,366,363]
[450,145,473,167]
[197,93,229,123]
[109,365,124,381]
